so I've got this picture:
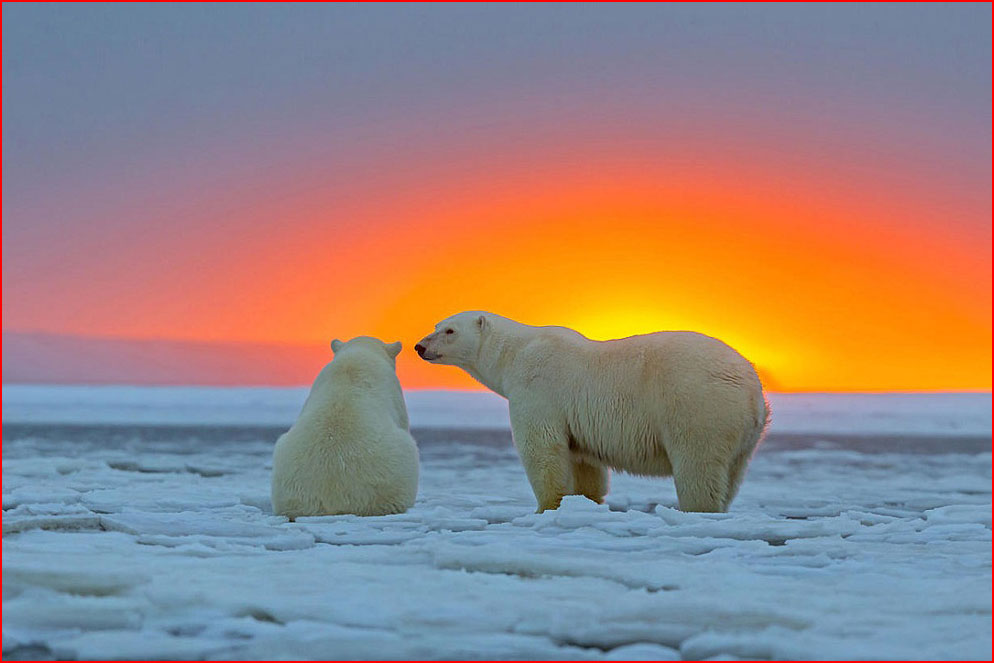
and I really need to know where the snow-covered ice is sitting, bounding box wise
[2,389,991,660]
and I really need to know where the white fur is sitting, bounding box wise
[417,312,769,513]
[271,336,419,518]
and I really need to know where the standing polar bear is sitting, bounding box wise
[416,312,769,513]
[271,336,419,518]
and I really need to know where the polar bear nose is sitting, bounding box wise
[415,344,427,357]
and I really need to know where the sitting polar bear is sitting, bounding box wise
[271,336,419,518]
[416,312,769,513]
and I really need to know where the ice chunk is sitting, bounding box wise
[606,643,682,660]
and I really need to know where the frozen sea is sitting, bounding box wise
[2,387,991,660]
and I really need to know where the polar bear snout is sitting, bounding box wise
[414,339,441,362]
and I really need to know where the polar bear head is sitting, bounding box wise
[330,336,403,364]
[415,311,488,367]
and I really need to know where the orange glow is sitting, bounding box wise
[10,146,990,392]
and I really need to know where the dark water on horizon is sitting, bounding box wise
[2,423,988,461]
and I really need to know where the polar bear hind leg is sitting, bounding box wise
[670,437,732,513]
[723,448,753,511]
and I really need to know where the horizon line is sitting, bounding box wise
[2,382,990,396]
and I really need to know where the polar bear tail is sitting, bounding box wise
[760,397,772,434]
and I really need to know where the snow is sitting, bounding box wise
[2,385,991,435]
[2,392,991,659]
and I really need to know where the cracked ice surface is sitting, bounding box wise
[2,392,991,660]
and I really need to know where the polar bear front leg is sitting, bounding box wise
[571,457,609,504]
[509,402,570,512]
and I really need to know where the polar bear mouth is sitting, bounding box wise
[415,343,442,362]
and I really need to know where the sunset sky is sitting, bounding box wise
[2,3,991,391]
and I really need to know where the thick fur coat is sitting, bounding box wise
[271,337,419,518]
[416,312,768,512]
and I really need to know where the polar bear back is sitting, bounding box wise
[295,353,409,434]
[271,341,419,518]
[512,328,767,477]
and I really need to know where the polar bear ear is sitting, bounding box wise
[386,341,402,358]
[330,339,343,353]
[476,315,487,330]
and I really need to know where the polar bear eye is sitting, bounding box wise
[445,329,454,335]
